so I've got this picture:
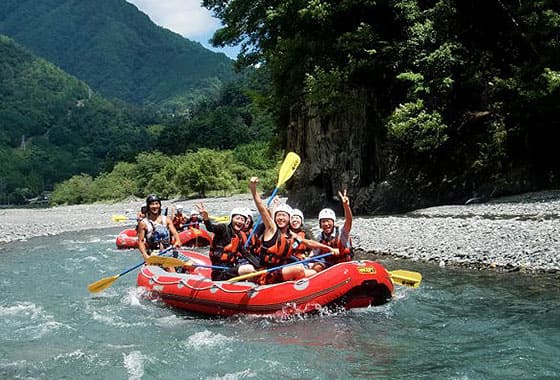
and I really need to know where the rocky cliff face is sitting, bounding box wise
[285,92,540,216]
[285,90,401,216]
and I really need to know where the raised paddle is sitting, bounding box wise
[145,256,229,270]
[87,246,174,293]
[228,252,333,282]
[389,270,422,288]
[244,152,301,247]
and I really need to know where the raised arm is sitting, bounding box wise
[197,202,218,233]
[339,189,352,235]
[290,231,340,256]
[249,176,276,239]
[166,216,182,248]
[137,221,149,260]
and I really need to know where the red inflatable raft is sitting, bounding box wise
[136,250,394,317]
[116,229,138,249]
[115,228,213,249]
[178,228,213,248]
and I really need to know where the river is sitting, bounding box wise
[1,226,559,379]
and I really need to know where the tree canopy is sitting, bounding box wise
[205,0,560,205]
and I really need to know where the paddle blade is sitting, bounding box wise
[389,270,422,288]
[112,214,133,222]
[211,215,229,223]
[276,152,301,187]
[87,274,120,293]
[146,256,187,268]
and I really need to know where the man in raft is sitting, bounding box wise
[311,189,354,271]
[137,194,182,261]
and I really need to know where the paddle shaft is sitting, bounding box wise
[146,255,230,270]
[124,246,174,274]
[87,246,175,293]
[229,252,333,282]
[244,152,301,248]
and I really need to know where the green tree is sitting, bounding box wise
[175,149,237,197]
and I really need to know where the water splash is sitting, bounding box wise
[123,351,147,380]
[184,330,236,350]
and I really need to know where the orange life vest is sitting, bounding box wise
[318,226,353,266]
[209,227,247,265]
[260,229,293,267]
[291,230,308,260]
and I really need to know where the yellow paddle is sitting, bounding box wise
[112,214,229,223]
[87,264,143,293]
[146,256,186,267]
[87,247,175,293]
[389,270,422,288]
[145,255,230,270]
[112,214,136,222]
[211,215,230,223]
[276,152,301,189]
[245,151,301,247]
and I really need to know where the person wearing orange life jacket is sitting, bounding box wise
[288,207,339,277]
[242,208,254,233]
[249,177,338,283]
[198,203,257,281]
[172,205,187,231]
[137,194,182,262]
[312,189,354,271]
[188,209,202,229]
[289,208,308,260]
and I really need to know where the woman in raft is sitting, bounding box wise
[248,176,339,283]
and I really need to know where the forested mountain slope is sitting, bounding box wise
[0,36,153,204]
[0,0,236,105]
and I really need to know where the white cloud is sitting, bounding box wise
[126,0,220,38]
[126,0,239,58]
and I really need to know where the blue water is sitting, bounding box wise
[1,227,559,379]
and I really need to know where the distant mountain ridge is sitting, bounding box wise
[0,0,236,105]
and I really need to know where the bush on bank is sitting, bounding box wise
[50,143,280,205]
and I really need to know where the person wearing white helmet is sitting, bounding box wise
[172,205,187,231]
[290,208,305,231]
[197,202,257,281]
[249,177,339,282]
[312,189,354,270]
[289,208,307,260]
[242,208,254,233]
[188,208,202,229]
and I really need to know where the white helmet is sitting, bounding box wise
[243,208,253,220]
[274,203,293,218]
[318,208,336,223]
[190,209,199,216]
[230,207,247,222]
[176,205,184,212]
[291,208,304,223]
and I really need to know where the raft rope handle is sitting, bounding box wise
[138,269,259,294]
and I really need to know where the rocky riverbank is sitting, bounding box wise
[1,191,558,273]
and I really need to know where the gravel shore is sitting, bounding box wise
[2,191,559,273]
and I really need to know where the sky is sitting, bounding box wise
[126,0,240,59]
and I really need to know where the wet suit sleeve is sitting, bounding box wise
[204,219,216,232]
